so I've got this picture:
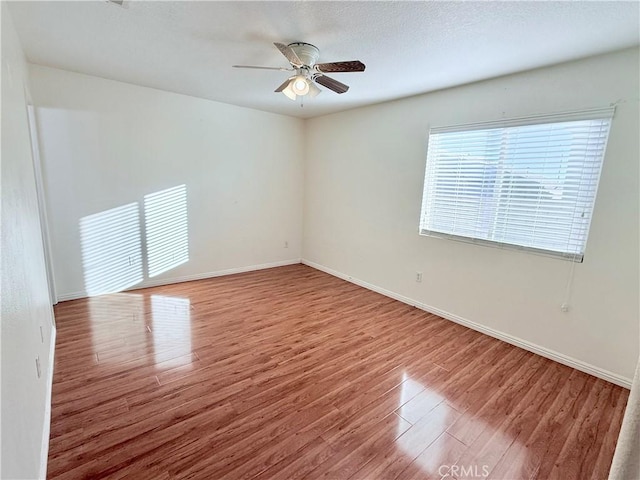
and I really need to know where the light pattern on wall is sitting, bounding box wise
[144,185,189,278]
[79,185,190,296]
[80,203,143,296]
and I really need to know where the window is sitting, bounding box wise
[420,108,614,261]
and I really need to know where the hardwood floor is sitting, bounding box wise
[48,264,628,479]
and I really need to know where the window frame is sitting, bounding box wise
[419,107,615,262]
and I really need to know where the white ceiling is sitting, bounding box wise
[9,1,640,119]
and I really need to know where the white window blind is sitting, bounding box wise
[420,108,614,261]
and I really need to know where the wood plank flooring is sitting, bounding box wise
[48,264,628,479]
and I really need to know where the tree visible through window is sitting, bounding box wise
[420,109,614,261]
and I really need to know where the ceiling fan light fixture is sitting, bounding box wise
[237,41,364,101]
[308,81,321,98]
[282,80,297,101]
[291,75,310,96]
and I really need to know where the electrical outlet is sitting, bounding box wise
[416,272,423,283]
[560,303,569,313]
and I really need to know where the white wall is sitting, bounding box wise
[303,48,640,383]
[1,4,56,479]
[28,65,304,299]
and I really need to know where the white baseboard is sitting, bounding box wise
[57,291,86,302]
[57,259,302,302]
[302,259,632,389]
[39,325,56,479]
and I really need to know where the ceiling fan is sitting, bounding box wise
[233,42,366,101]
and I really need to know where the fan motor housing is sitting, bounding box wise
[288,42,320,67]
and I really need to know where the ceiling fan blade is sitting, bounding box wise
[314,75,349,94]
[275,78,292,93]
[233,65,293,71]
[316,61,366,73]
[274,42,303,67]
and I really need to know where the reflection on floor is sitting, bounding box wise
[150,295,192,367]
[48,264,628,480]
